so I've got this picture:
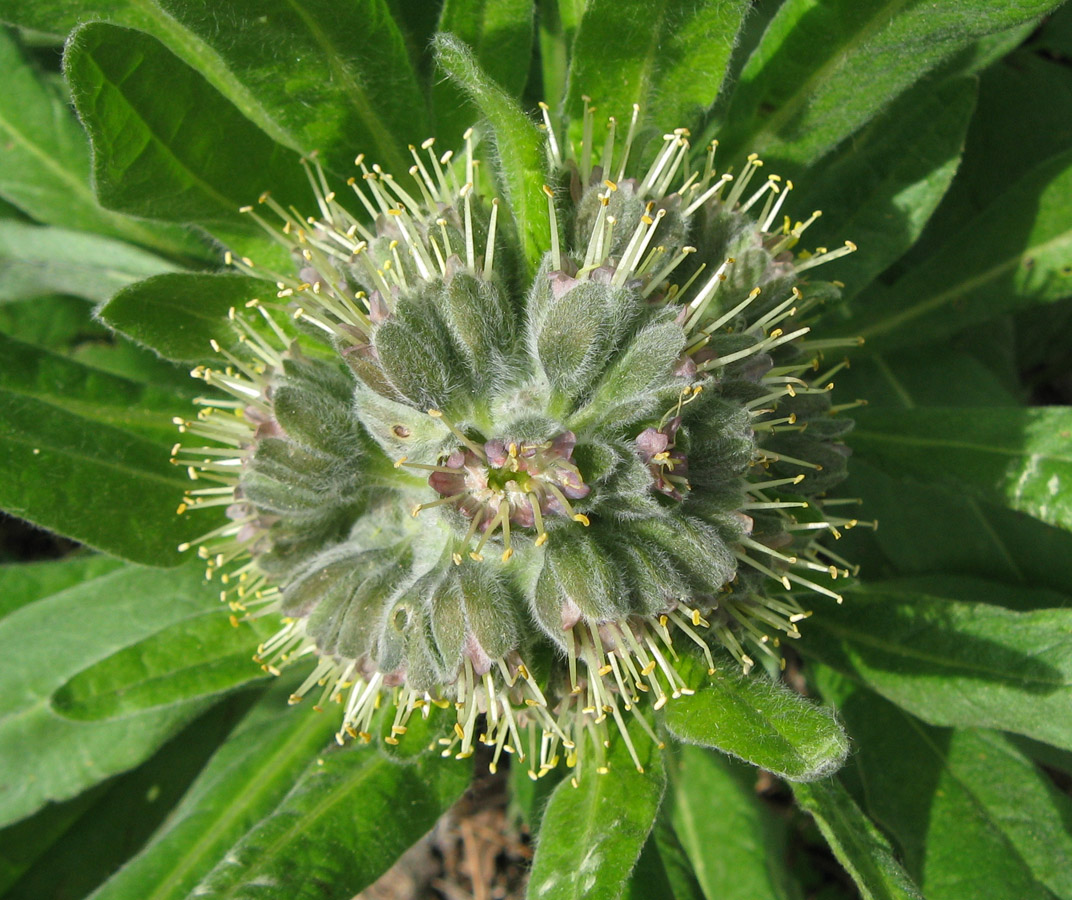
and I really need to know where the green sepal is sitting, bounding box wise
[571,312,687,431]
[533,530,629,638]
[373,287,471,411]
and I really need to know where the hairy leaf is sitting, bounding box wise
[64,23,308,253]
[435,0,535,144]
[850,406,1072,532]
[851,148,1072,347]
[667,743,799,900]
[527,724,665,900]
[435,34,548,275]
[792,777,923,900]
[794,76,976,300]
[2,0,426,177]
[0,27,206,260]
[0,332,203,564]
[192,742,468,899]
[720,0,1062,166]
[101,272,262,364]
[566,0,748,131]
[803,580,1072,751]
[89,678,338,900]
[0,562,234,827]
[663,656,848,781]
[817,675,1072,900]
[0,221,178,303]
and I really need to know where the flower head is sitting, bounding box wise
[174,105,864,780]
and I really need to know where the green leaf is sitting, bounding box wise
[840,459,1072,595]
[816,675,1072,900]
[0,331,201,564]
[792,777,923,900]
[100,272,262,364]
[0,553,122,618]
[89,677,339,900]
[2,0,427,178]
[435,0,535,144]
[527,724,665,900]
[835,347,1019,410]
[794,76,976,300]
[801,580,1072,752]
[435,33,548,275]
[53,611,271,720]
[719,0,1064,167]
[64,23,308,249]
[1,694,252,900]
[1034,1,1072,57]
[565,0,748,131]
[663,656,848,781]
[850,147,1072,348]
[0,294,105,351]
[536,0,585,116]
[191,743,469,899]
[667,743,800,900]
[0,26,207,260]
[849,406,1072,532]
[0,221,179,303]
[625,813,706,900]
[913,50,1072,248]
[0,562,233,827]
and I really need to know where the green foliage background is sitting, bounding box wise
[0,1,1071,898]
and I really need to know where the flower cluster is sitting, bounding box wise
[174,104,864,781]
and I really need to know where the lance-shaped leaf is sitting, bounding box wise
[100,272,263,364]
[0,694,252,900]
[849,147,1072,348]
[435,34,548,275]
[0,562,247,828]
[793,76,977,300]
[0,27,206,260]
[1,0,426,178]
[915,50,1072,245]
[0,331,205,564]
[0,554,122,619]
[625,813,706,900]
[663,656,848,781]
[191,740,469,899]
[64,23,308,256]
[0,221,178,303]
[840,460,1072,598]
[802,580,1072,752]
[849,406,1072,532]
[816,674,1072,900]
[719,0,1062,166]
[565,0,749,130]
[435,0,535,145]
[792,777,923,900]
[527,722,665,900]
[667,743,800,900]
[88,678,339,900]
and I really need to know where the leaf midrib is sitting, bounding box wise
[859,226,1072,339]
[0,398,186,488]
[141,707,328,900]
[901,713,1052,895]
[0,376,183,437]
[213,756,397,894]
[812,609,1070,690]
[851,428,1072,466]
[742,0,915,153]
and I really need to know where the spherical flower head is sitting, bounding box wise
[174,106,865,780]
